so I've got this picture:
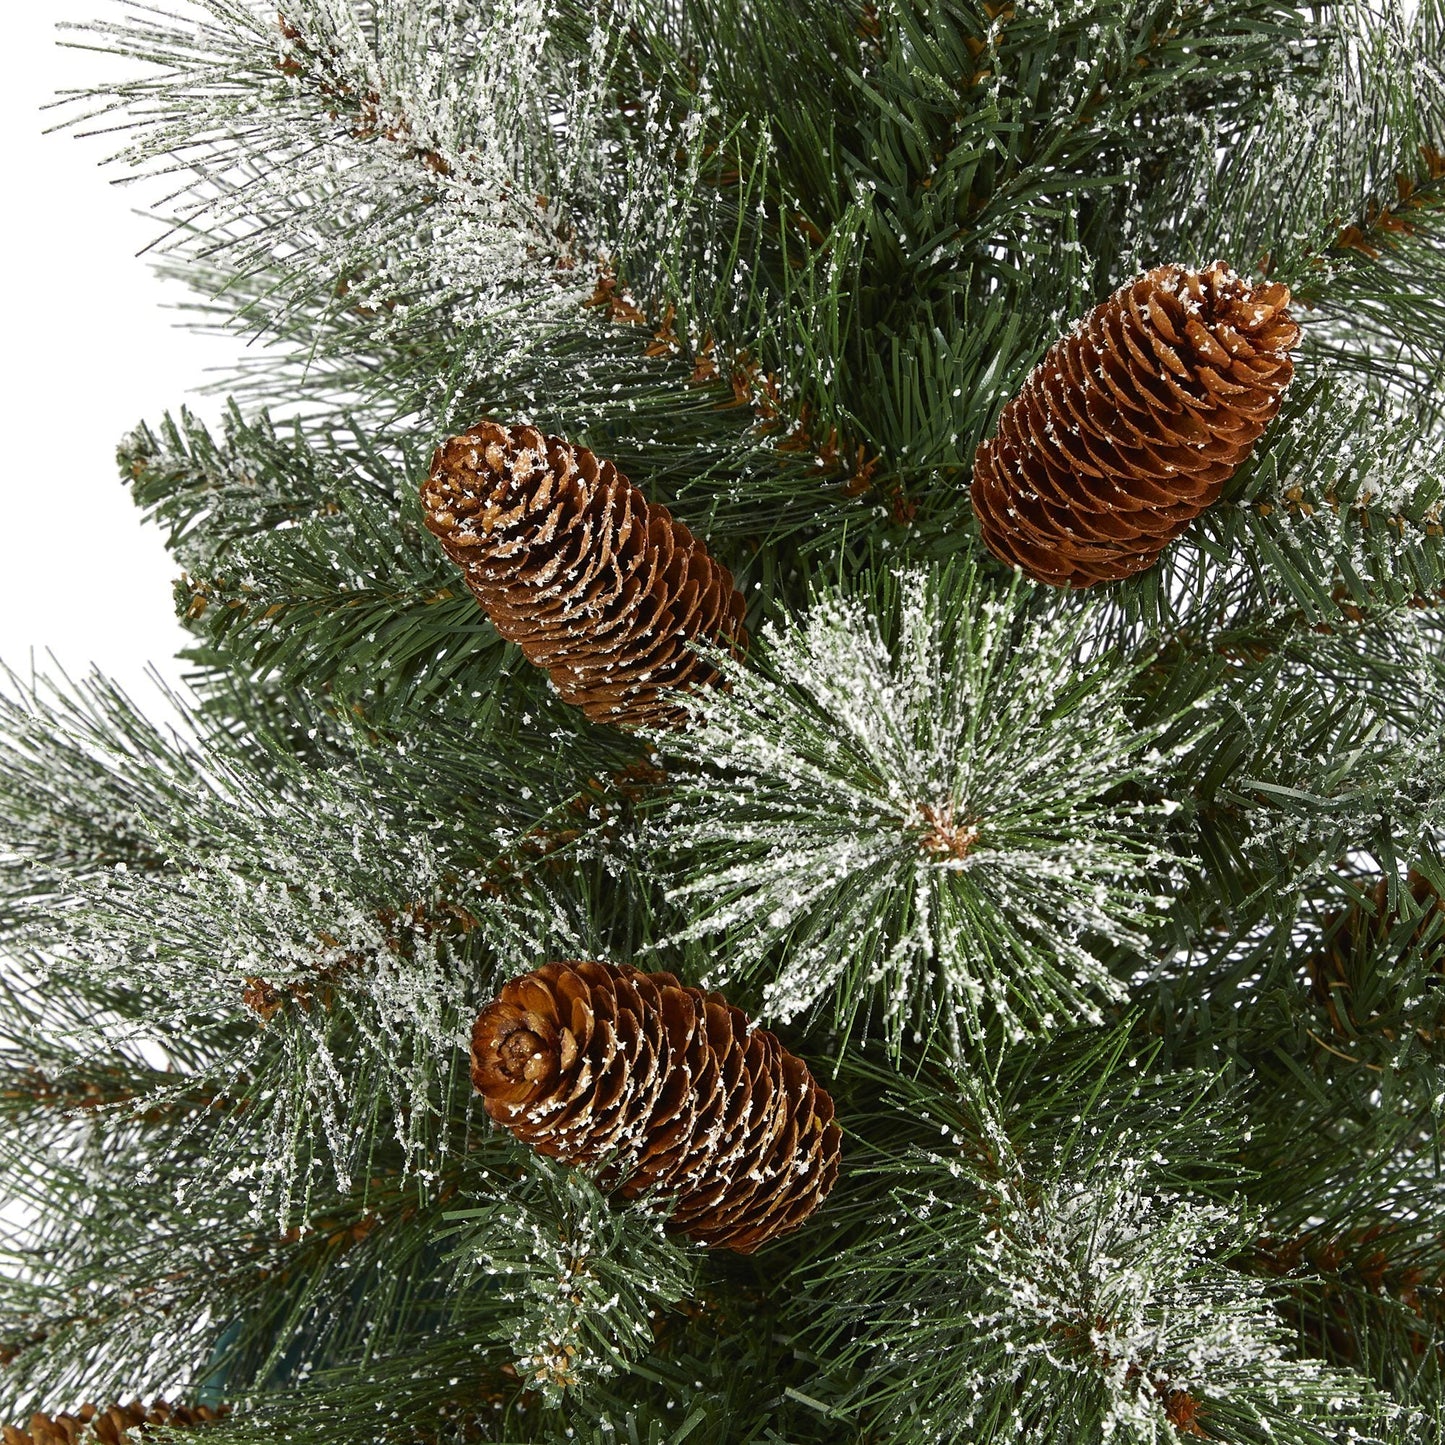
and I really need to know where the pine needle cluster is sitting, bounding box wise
[650,562,1200,1051]
[810,1036,1395,1443]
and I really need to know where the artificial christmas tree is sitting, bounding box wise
[3,1,1445,1443]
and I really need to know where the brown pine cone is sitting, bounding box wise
[470,960,841,1253]
[972,262,1299,588]
[422,422,747,728]
[3,1401,225,1445]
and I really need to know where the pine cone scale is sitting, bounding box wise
[471,961,840,1251]
[1091,327,1154,419]
[708,1099,838,1252]
[1184,323,1231,373]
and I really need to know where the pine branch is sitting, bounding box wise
[1157,0,1445,402]
[806,1027,1394,1444]
[443,1158,698,1407]
[118,408,513,731]
[59,1,617,351]
[614,0,1315,542]
[0,668,588,1219]
[1133,645,1443,943]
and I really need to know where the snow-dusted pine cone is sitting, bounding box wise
[422,422,747,727]
[972,262,1299,587]
[470,960,841,1253]
[3,1401,226,1445]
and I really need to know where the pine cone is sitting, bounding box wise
[972,262,1299,588]
[470,960,841,1252]
[1160,1389,1207,1438]
[422,423,747,728]
[4,1401,225,1445]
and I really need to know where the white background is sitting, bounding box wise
[0,3,248,696]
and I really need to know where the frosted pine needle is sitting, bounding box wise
[0,669,553,1219]
[448,1161,696,1407]
[57,1,646,395]
[812,1040,1397,1445]
[864,1165,1393,1444]
[649,563,1202,1054]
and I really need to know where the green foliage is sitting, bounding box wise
[0,668,587,1219]
[1193,369,1445,623]
[60,0,624,381]
[446,1159,699,1408]
[650,561,1201,1055]
[120,406,519,732]
[618,0,1316,525]
[807,1030,1394,1444]
[1173,0,1445,401]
